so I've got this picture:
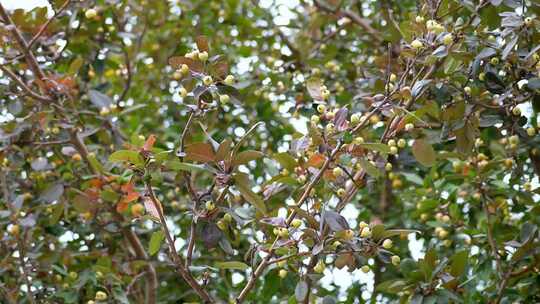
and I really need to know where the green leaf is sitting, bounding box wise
[163,160,207,172]
[358,158,381,178]
[109,150,144,166]
[215,261,249,270]
[412,139,436,167]
[274,152,298,171]
[358,143,390,154]
[450,250,468,277]
[233,150,264,166]
[148,231,165,256]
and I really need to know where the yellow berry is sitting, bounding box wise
[179,87,188,98]
[278,269,288,278]
[382,239,393,249]
[291,219,302,229]
[361,265,370,273]
[205,201,215,211]
[224,75,235,85]
[95,291,107,301]
[411,39,423,50]
[442,33,453,45]
[360,227,372,238]
[391,255,400,266]
[85,8,98,19]
[131,203,145,217]
[219,94,230,104]
[203,76,213,86]
[198,51,209,62]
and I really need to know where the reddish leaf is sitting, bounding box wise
[185,142,215,163]
[307,153,325,168]
[142,134,156,152]
[168,56,203,72]
[195,35,209,52]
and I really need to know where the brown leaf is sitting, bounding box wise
[168,56,203,72]
[412,139,437,167]
[185,142,215,163]
[142,134,156,152]
[195,35,209,52]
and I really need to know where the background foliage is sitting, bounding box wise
[1,0,540,303]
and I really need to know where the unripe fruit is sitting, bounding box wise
[217,220,227,230]
[509,135,519,145]
[281,168,289,176]
[131,203,144,217]
[85,8,98,19]
[333,167,343,177]
[198,51,208,62]
[443,33,453,45]
[314,260,325,273]
[478,72,485,81]
[391,255,400,266]
[385,163,393,171]
[389,146,398,155]
[95,291,107,301]
[72,153,82,161]
[69,271,78,280]
[504,158,513,168]
[321,89,331,100]
[353,136,364,145]
[359,221,369,229]
[310,115,320,124]
[317,104,326,113]
[219,94,230,104]
[527,127,536,136]
[278,228,289,238]
[464,86,471,95]
[524,182,531,191]
[342,229,354,241]
[291,219,302,228]
[415,16,425,23]
[223,213,232,222]
[278,269,288,278]
[203,76,213,86]
[277,260,286,268]
[224,75,235,85]
[298,175,307,183]
[397,138,406,148]
[179,87,188,98]
[326,123,335,132]
[405,123,414,131]
[389,73,397,82]
[411,39,423,50]
[420,213,429,221]
[99,107,110,116]
[361,265,370,273]
[387,139,396,146]
[173,71,183,80]
[336,188,346,197]
[524,17,533,27]
[180,64,189,75]
[512,107,521,116]
[205,201,215,211]
[441,215,450,223]
[350,113,361,124]
[490,57,499,65]
[8,224,20,236]
[438,229,449,239]
[360,227,372,238]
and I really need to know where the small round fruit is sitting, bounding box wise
[180,64,189,75]
[217,220,227,230]
[438,229,449,239]
[131,203,144,217]
[203,76,213,86]
[291,219,302,229]
[464,86,471,95]
[526,127,536,136]
[524,17,533,27]
[441,215,450,223]
[85,8,98,19]
[405,123,414,131]
[278,228,289,238]
[8,224,20,236]
[224,75,235,85]
[478,72,485,81]
[353,136,364,145]
[179,87,188,98]
[359,221,369,229]
[310,115,320,124]
[277,260,286,268]
[95,291,107,301]
[389,146,398,155]
[321,89,330,100]
[223,213,232,222]
[342,229,354,241]
[350,113,361,124]
[411,39,423,50]
[490,57,499,65]
[360,227,372,238]
[385,163,393,172]
[278,269,288,278]
[219,94,230,104]
[69,271,78,280]
[205,201,215,211]
[361,265,370,273]
[333,167,343,177]
[337,188,346,197]
[442,33,453,45]
[391,255,400,266]
[382,239,393,249]
[314,260,325,273]
[326,123,335,132]
[415,16,425,23]
[99,107,110,116]
[509,135,519,145]
[173,71,183,80]
[317,104,326,113]
[512,107,521,116]
[72,153,82,161]
[397,138,406,148]
[389,73,397,82]
[198,51,208,62]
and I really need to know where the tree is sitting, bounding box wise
[0,0,539,303]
